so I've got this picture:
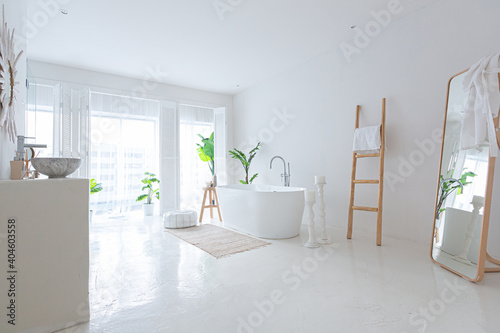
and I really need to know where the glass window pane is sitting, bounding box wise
[90,101,160,217]
[180,122,214,211]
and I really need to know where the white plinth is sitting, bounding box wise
[0,178,90,332]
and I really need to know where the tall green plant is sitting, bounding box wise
[435,170,476,219]
[197,132,215,176]
[229,142,261,184]
[136,172,160,205]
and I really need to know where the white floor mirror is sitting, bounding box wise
[431,70,500,282]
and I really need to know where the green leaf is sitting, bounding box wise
[233,148,247,160]
[460,172,476,184]
[136,194,148,202]
[197,147,211,162]
[249,173,258,184]
[203,143,214,160]
[248,142,261,156]
[90,178,103,194]
[239,180,248,184]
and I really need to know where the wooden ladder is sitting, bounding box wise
[347,98,386,246]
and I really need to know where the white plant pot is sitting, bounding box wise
[90,209,93,224]
[144,203,155,216]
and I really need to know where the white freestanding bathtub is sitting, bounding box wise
[217,184,306,239]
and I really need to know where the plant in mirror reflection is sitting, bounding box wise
[435,171,476,220]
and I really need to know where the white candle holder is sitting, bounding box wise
[453,195,484,265]
[304,191,319,248]
[315,179,331,244]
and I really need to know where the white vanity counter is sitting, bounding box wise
[0,178,89,332]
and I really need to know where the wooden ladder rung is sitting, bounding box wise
[353,179,379,184]
[352,206,379,212]
[355,153,380,158]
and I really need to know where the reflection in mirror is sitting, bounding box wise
[432,72,490,280]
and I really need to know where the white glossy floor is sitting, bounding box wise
[61,215,500,333]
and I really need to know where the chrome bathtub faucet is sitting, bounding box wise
[270,156,290,186]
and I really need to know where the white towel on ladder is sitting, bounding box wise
[353,125,381,154]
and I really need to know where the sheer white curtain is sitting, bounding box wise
[25,81,90,178]
[179,105,214,211]
[25,83,55,158]
[90,92,160,216]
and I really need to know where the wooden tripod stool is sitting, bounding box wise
[347,98,386,246]
[199,186,222,222]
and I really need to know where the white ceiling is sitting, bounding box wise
[26,0,440,95]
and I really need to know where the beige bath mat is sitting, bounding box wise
[165,224,270,258]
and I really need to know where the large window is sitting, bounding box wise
[25,83,54,157]
[179,105,215,211]
[25,78,226,218]
[90,92,160,216]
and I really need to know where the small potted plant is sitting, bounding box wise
[434,170,476,242]
[137,171,160,216]
[435,171,476,220]
[229,142,261,184]
[90,178,103,223]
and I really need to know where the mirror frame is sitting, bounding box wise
[430,70,500,282]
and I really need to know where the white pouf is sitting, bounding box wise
[163,210,198,229]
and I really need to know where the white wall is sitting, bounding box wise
[0,1,27,180]
[232,0,500,245]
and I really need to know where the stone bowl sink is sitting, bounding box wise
[32,158,82,178]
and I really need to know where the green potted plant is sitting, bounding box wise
[229,142,261,184]
[435,170,476,220]
[197,132,216,185]
[90,178,103,223]
[137,171,160,216]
